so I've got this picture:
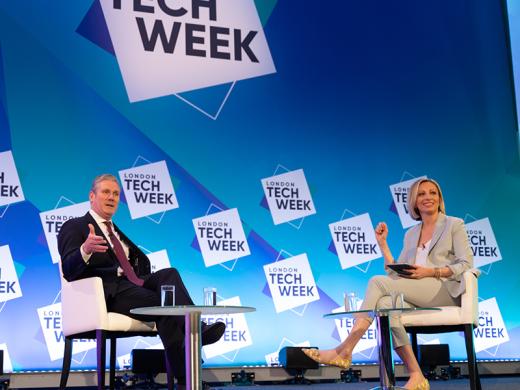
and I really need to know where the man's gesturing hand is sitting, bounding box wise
[83,223,108,255]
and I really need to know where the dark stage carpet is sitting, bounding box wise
[24,376,520,390]
[210,377,520,390]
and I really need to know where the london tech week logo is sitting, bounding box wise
[465,218,502,268]
[0,245,22,306]
[261,169,316,226]
[263,253,320,313]
[0,150,25,209]
[40,202,91,264]
[119,161,179,220]
[389,175,427,229]
[332,304,378,356]
[474,298,509,355]
[99,0,276,102]
[329,213,381,270]
[193,208,250,267]
[37,303,96,361]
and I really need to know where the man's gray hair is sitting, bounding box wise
[90,174,119,193]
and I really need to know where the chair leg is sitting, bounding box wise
[464,324,482,390]
[59,337,73,390]
[96,330,107,390]
[165,350,174,390]
[109,337,117,390]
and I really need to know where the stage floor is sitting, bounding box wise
[21,375,520,390]
[211,376,520,390]
[25,376,520,390]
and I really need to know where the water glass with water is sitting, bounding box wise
[161,285,175,307]
[204,287,217,305]
[391,291,405,309]
[344,292,357,311]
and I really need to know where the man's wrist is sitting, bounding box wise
[80,244,92,263]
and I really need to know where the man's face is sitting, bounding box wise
[89,179,120,220]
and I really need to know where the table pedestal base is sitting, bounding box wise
[129,305,255,390]
[376,314,396,388]
[185,311,202,390]
[323,308,440,390]
[372,315,407,390]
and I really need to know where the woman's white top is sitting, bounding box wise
[414,239,431,266]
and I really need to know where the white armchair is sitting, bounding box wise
[402,270,481,390]
[59,267,163,390]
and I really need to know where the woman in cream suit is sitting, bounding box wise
[304,178,473,390]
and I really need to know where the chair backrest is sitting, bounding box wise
[58,260,110,336]
[461,270,479,327]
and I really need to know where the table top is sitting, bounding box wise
[130,305,256,316]
[323,307,441,320]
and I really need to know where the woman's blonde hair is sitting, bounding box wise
[408,178,446,220]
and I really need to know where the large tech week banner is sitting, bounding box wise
[1,0,520,371]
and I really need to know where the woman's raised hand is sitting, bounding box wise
[375,222,388,244]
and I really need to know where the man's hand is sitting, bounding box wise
[82,223,108,255]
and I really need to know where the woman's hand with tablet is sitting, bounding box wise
[387,263,414,276]
[388,264,434,279]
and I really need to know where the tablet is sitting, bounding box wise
[387,263,414,275]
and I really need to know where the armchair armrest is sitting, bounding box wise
[460,270,479,326]
[61,277,109,336]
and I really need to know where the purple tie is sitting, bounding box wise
[103,221,144,286]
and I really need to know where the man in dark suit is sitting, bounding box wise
[58,174,225,387]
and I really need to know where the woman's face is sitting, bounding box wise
[415,181,440,217]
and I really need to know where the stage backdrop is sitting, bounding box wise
[1,0,519,371]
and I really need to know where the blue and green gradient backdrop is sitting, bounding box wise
[0,0,519,370]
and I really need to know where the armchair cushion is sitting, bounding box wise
[401,269,479,328]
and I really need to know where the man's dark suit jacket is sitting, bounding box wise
[58,212,151,298]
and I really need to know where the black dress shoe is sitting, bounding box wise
[201,321,226,345]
